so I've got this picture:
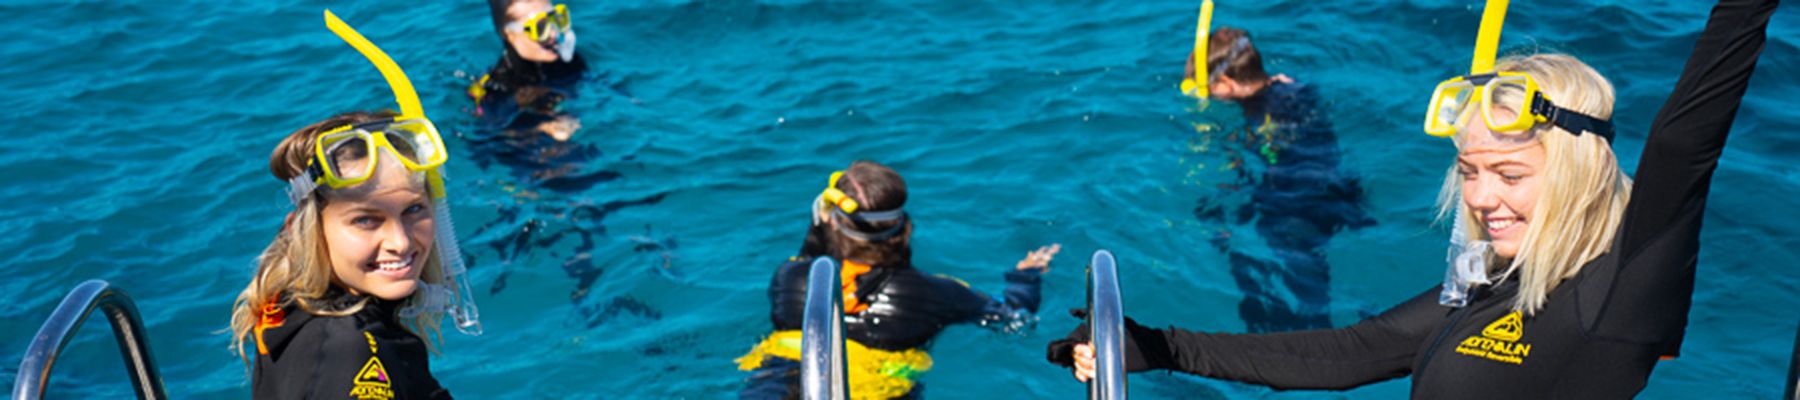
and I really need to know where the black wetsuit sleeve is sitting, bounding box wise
[1148,288,1443,390]
[939,269,1044,330]
[1590,0,1775,351]
[1000,269,1044,313]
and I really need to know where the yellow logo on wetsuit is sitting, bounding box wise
[350,356,393,400]
[1454,311,1531,365]
[350,331,394,400]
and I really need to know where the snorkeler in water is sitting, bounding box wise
[738,161,1061,399]
[228,11,480,400]
[461,0,667,325]
[1051,0,1778,397]
[1186,23,1374,332]
[471,0,587,142]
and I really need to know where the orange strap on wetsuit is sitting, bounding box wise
[254,297,287,355]
[841,260,873,314]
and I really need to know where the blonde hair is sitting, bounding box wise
[229,111,448,367]
[1436,54,1632,314]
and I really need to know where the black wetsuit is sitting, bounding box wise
[1203,79,1373,332]
[254,291,451,400]
[741,255,1044,398]
[1051,0,1774,397]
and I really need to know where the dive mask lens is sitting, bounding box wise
[1424,79,1477,137]
[313,119,447,188]
[320,129,375,183]
[381,118,447,168]
[1481,75,1540,135]
[534,17,561,44]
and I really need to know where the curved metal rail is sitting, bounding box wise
[800,257,850,399]
[1787,321,1798,400]
[1087,250,1126,399]
[14,279,167,400]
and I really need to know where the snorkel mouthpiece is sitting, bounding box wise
[555,29,576,61]
[324,10,482,335]
[1441,206,1493,307]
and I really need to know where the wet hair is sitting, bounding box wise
[230,110,448,368]
[827,161,913,268]
[1436,54,1630,315]
[1205,27,1270,83]
[486,0,523,35]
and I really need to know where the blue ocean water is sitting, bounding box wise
[1,0,1796,398]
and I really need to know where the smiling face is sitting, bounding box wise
[1457,117,1546,259]
[319,151,435,300]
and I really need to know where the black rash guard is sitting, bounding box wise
[767,256,1043,350]
[254,291,452,400]
[1050,0,1774,397]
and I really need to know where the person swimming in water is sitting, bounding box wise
[227,11,480,399]
[738,161,1062,399]
[1187,26,1374,332]
[471,0,587,142]
[461,0,668,326]
[1050,0,1777,397]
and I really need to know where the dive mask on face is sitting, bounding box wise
[507,4,577,61]
[820,170,907,242]
[320,10,482,335]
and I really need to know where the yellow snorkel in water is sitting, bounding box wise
[323,10,483,336]
[1180,0,1216,98]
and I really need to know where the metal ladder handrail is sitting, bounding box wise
[800,257,850,399]
[13,279,167,400]
[1088,250,1126,399]
[1787,320,1798,400]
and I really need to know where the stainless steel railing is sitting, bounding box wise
[14,279,167,400]
[800,257,850,399]
[1088,250,1126,399]
[1787,321,1798,400]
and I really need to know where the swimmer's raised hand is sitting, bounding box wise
[1016,243,1061,271]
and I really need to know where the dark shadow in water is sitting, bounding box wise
[1191,81,1375,333]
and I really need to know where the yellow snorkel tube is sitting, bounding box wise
[324,10,483,336]
[1436,0,1510,308]
[1180,0,1216,98]
[1469,0,1509,75]
[1421,0,1511,138]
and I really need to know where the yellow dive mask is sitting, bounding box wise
[512,4,571,43]
[506,4,577,60]
[1423,71,1615,146]
[1419,0,1613,147]
[302,118,448,190]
